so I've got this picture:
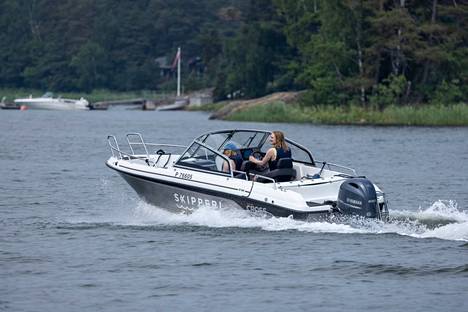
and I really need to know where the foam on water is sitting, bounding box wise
[66,199,467,242]
[391,200,468,223]
[129,202,367,234]
[114,199,467,242]
[388,200,468,241]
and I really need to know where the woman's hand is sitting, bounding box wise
[249,155,259,163]
[251,148,276,166]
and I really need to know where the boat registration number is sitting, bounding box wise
[176,172,193,180]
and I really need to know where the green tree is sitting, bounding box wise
[216,0,292,99]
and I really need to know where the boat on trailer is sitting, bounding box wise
[106,129,389,221]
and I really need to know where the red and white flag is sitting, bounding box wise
[171,49,181,69]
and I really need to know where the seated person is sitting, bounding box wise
[222,142,242,173]
[246,131,291,175]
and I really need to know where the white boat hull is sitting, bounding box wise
[105,131,389,221]
[14,98,89,110]
[156,98,188,111]
[107,158,335,219]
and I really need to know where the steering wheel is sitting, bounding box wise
[156,149,165,155]
[252,151,262,160]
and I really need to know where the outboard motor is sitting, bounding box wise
[337,178,380,219]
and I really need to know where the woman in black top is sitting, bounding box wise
[248,131,291,170]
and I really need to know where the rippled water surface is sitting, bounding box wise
[1,110,467,312]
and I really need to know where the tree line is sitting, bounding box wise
[0,0,466,106]
[0,0,246,92]
[218,0,467,106]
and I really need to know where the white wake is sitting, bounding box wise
[120,199,468,242]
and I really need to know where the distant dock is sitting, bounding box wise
[89,98,157,110]
[2,93,211,111]
[1,98,162,110]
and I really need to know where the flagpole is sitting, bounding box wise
[177,47,181,97]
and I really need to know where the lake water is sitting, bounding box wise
[1,110,467,311]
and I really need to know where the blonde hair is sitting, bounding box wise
[273,131,288,151]
[223,149,237,157]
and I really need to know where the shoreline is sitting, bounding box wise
[191,101,468,127]
[3,88,466,126]
[186,92,468,126]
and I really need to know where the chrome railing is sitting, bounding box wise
[314,160,357,177]
[248,173,277,192]
[233,170,248,180]
[107,133,187,168]
[108,133,279,187]
[126,133,148,158]
[107,135,121,158]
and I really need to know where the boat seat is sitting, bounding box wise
[240,160,249,172]
[264,158,296,182]
[240,160,269,181]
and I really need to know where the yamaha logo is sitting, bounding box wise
[346,198,362,205]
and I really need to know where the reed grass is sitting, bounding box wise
[226,101,468,126]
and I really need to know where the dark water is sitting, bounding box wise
[1,110,467,312]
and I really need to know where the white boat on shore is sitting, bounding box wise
[156,97,189,111]
[14,92,89,110]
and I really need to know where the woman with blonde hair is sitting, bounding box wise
[222,142,242,173]
[248,131,291,172]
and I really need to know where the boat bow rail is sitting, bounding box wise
[107,133,281,193]
[107,133,187,168]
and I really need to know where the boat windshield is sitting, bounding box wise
[175,141,232,175]
[196,130,316,165]
[198,130,269,151]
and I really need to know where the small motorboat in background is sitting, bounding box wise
[156,97,189,111]
[14,92,89,110]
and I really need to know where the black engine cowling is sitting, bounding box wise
[337,178,380,219]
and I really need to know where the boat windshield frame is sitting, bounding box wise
[174,139,235,177]
[195,129,315,166]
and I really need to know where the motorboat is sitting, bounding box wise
[106,129,389,221]
[14,92,89,110]
[0,96,19,109]
[156,97,189,111]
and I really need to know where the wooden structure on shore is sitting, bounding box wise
[0,98,158,110]
[0,98,160,110]
[89,98,157,110]
[0,95,198,111]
